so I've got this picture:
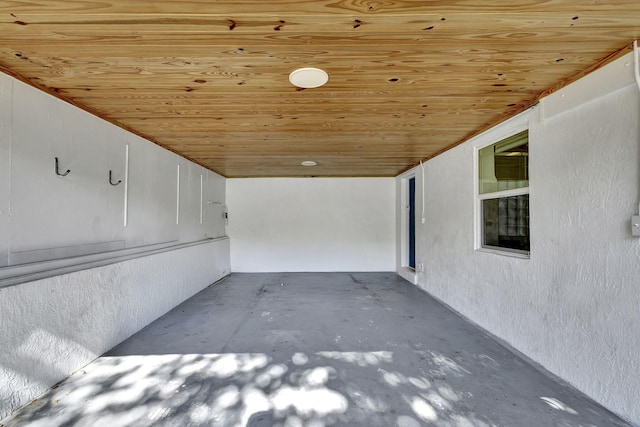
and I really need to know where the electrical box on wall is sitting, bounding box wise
[632,215,640,237]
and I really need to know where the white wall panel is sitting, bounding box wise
[177,160,203,243]
[9,81,126,260]
[1,72,227,270]
[124,133,178,248]
[228,178,395,272]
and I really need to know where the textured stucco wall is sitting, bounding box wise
[227,178,396,272]
[0,238,230,420]
[403,74,640,423]
[531,84,640,423]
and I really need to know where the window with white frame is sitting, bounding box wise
[477,130,529,255]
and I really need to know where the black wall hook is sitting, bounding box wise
[109,170,122,186]
[55,157,70,177]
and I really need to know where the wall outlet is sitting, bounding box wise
[632,215,640,237]
[418,263,424,272]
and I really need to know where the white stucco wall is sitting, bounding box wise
[0,71,232,420]
[0,238,230,420]
[400,54,640,424]
[227,178,396,272]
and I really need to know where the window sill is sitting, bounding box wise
[475,246,530,259]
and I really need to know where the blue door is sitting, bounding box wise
[409,177,416,269]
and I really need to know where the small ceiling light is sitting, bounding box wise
[289,68,329,88]
[301,161,317,167]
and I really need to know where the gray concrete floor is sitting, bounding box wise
[2,272,631,427]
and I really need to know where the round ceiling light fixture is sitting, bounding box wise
[289,68,329,88]
[301,160,317,167]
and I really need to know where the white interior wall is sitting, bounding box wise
[399,54,640,424]
[1,72,226,271]
[227,178,396,272]
[0,72,231,419]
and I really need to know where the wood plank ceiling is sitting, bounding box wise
[1,1,639,177]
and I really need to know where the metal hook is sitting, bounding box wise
[109,170,122,186]
[55,157,70,177]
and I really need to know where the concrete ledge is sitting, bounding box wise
[0,237,229,289]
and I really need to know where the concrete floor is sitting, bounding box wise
[1,272,630,427]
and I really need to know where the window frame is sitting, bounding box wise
[473,111,531,258]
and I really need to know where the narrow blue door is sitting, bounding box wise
[409,177,416,269]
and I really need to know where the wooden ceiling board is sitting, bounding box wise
[1,1,639,177]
